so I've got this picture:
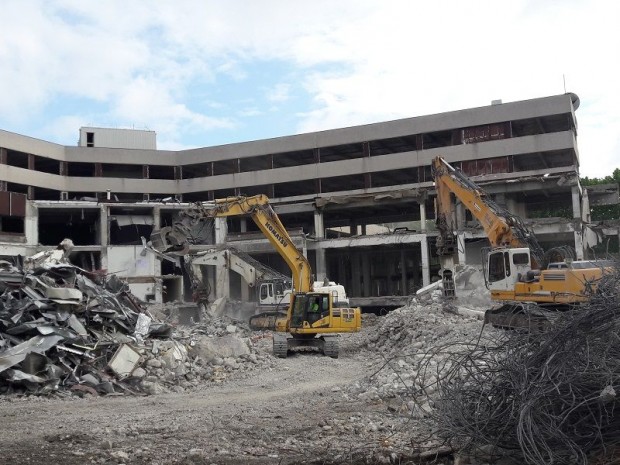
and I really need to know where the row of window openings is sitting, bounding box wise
[4,117,573,178]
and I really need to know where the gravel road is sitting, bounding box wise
[0,342,386,465]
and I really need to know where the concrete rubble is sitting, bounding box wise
[0,239,272,397]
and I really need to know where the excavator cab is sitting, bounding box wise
[485,247,532,291]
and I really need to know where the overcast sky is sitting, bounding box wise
[0,0,618,177]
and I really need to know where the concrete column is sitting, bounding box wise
[421,236,430,287]
[152,206,161,277]
[457,233,467,265]
[99,205,108,269]
[419,202,427,231]
[213,217,229,298]
[581,188,591,223]
[571,185,581,219]
[506,197,520,217]
[214,217,228,244]
[313,210,324,238]
[455,202,466,229]
[24,202,38,246]
[495,193,506,209]
[314,248,327,283]
[574,230,585,260]
[240,218,247,233]
[152,206,161,229]
[350,220,358,236]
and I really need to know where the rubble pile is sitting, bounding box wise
[340,281,496,454]
[0,240,271,397]
[0,241,175,395]
[133,319,275,395]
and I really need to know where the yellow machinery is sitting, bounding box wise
[150,194,361,357]
[432,156,611,328]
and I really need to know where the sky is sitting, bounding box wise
[0,0,618,178]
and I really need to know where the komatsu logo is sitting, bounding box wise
[264,221,288,247]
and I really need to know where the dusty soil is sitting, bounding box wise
[0,335,423,465]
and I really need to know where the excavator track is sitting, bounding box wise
[273,333,289,358]
[321,336,340,358]
[484,303,560,333]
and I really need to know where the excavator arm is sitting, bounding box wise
[432,157,544,267]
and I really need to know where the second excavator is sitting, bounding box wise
[432,156,612,330]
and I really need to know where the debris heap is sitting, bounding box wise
[0,240,176,395]
[430,266,620,465]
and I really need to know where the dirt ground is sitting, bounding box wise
[0,329,434,465]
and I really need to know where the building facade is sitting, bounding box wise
[0,93,614,308]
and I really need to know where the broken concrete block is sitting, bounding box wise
[108,344,141,379]
[189,335,250,362]
[160,341,188,370]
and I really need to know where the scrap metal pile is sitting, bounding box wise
[423,264,620,465]
[0,240,170,396]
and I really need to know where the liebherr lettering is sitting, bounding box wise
[264,221,288,247]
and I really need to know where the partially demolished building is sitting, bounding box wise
[0,93,617,308]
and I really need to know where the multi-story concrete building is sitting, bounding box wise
[0,92,616,309]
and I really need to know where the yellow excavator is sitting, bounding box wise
[149,195,361,357]
[432,156,612,329]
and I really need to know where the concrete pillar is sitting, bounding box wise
[350,220,358,236]
[153,206,161,229]
[419,202,427,231]
[213,217,229,298]
[495,193,506,209]
[571,185,581,219]
[574,230,585,260]
[240,218,247,233]
[99,205,108,269]
[313,210,324,238]
[457,233,466,265]
[421,236,430,287]
[314,248,327,283]
[362,253,372,296]
[214,217,227,244]
[24,202,38,246]
[455,202,466,229]
[581,188,591,223]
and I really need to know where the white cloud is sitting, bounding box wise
[0,0,617,176]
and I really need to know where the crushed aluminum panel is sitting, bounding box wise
[67,314,88,337]
[45,287,83,301]
[3,369,46,383]
[0,335,64,373]
[134,313,151,342]
[108,344,141,379]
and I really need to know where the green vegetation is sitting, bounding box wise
[581,168,620,187]
[582,169,620,221]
